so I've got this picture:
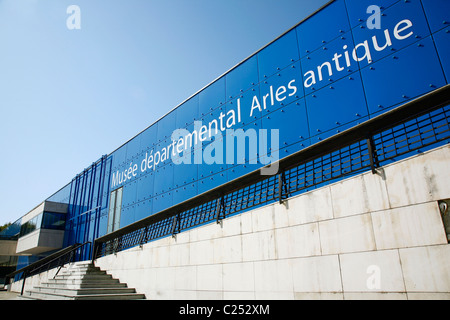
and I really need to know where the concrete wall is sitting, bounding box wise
[16,229,65,255]
[10,265,59,294]
[96,144,450,300]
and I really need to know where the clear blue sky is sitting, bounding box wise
[0,0,329,226]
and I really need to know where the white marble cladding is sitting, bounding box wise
[96,145,450,300]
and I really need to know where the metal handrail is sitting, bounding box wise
[6,241,91,295]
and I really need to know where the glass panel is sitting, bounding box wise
[258,29,300,79]
[157,110,177,143]
[351,0,431,69]
[176,95,199,129]
[225,56,259,100]
[300,32,355,96]
[345,0,400,28]
[107,190,116,234]
[260,61,303,114]
[114,188,123,232]
[361,37,446,115]
[261,98,309,152]
[306,71,368,139]
[199,77,226,117]
[296,0,351,58]
[42,212,65,230]
[139,123,158,152]
[433,27,450,83]
[421,0,450,33]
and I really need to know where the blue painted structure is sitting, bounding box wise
[10,0,450,259]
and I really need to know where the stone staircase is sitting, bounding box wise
[20,261,145,300]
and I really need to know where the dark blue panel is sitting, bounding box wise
[122,179,137,207]
[152,191,173,214]
[125,135,141,164]
[226,55,259,100]
[296,0,351,58]
[433,28,450,82]
[279,140,312,159]
[313,117,368,144]
[154,137,176,170]
[120,205,135,228]
[421,0,450,33]
[153,162,174,195]
[173,182,197,205]
[261,98,309,151]
[199,77,226,117]
[361,36,446,115]
[173,161,198,188]
[306,72,368,137]
[198,171,228,195]
[139,123,158,152]
[136,171,154,202]
[227,85,261,128]
[176,95,199,129]
[258,29,300,78]
[225,119,263,182]
[227,162,264,183]
[110,145,127,174]
[134,199,152,222]
[351,0,431,69]
[156,110,177,143]
[301,33,355,95]
[199,133,226,179]
[197,104,227,147]
[260,61,303,114]
[345,0,400,28]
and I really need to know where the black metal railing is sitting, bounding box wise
[92,85,450,260]
[6,242,91,295]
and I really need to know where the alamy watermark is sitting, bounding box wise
[367,5,382,30]
[66,5,81,30]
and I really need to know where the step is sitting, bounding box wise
[21,261,146,300]
[54,274,114,281]
[33,286,137,296]
[57,269,107,276]
[45,278,122,286]
[39,281,127,289]
[24,290,145,300]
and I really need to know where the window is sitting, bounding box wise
[42,212,66,230]
[107,188,123,234]
[19,211,66,238]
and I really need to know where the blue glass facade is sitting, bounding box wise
[11,0,450,260]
